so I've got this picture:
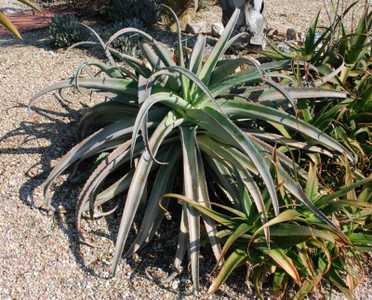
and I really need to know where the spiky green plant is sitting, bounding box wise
[49,15,83,48]
[30,7,355,292]
[104,19,144,56]
[262,1,371,173]
[167,173,372,298]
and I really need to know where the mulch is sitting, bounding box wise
[0,8,76,38]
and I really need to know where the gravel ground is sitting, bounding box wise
[0,1,371,299]
[194,0,367,35]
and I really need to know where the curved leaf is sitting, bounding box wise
[111,114,183,274]
[221,101,355,162]
[188,107,279,216]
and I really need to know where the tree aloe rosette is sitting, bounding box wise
[31,7,354,293]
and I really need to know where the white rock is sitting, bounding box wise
[171,279,180,290]
[277,42,290,54]
[211,23,224,37]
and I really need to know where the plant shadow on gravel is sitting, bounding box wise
[0,96,101,276]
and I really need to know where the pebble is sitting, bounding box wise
[286,27,297,40]
[211,23,224,37]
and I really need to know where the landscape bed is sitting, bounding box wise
[0,1,371,299]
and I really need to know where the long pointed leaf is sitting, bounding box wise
[111,114,183,274]
[221,101,355,162]
[180,126,200,291]
[188,107,279,216]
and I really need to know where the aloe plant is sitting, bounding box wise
[0,0,40,39]
[262,1,371,173]
[167,174,372,298]
[31,7,355,293]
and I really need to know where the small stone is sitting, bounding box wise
[211,23,224,37]
[286,28,297,41]
[171,279,180,290]
[277,42,290,54]
[185,23,203,34]
[250,34,266,49]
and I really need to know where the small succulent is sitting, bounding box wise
[49,15,83,48]
[106,19,145,57]
[175,172,372,298]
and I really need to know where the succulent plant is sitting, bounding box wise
[105,19,145,57]
[175,172,372,298]
[49,15,83,48]
[262,2,371,173]
[31,7,355,294]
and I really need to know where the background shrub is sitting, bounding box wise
[49,15,83,48]
[107,0,161,26]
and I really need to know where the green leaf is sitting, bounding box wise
[316,176,372,206]
[252,88,346,104]
[76,140,135,229]
[199,8,241,85]
[270,224,338,243]
[195,150,222,262]
[163,194,240,228]
[208,248,247,293]
[111,114,183,275]
[188,107,279,216]
[127,146,179,255]
[304,11,321,56]
[174,207,189,272]
[221,100,355,162]
[278,166,347,241]
[130,91,188,163]
[42,119,138,207]
[251,210,303,242]
[88,170,134,212]
[349,233,372,248]
[305,163,319,200]
[189,35,206,75]
[260,249,301,284]
[220,223,251,259]
[29,78,137,110]
[180,126,201,291]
